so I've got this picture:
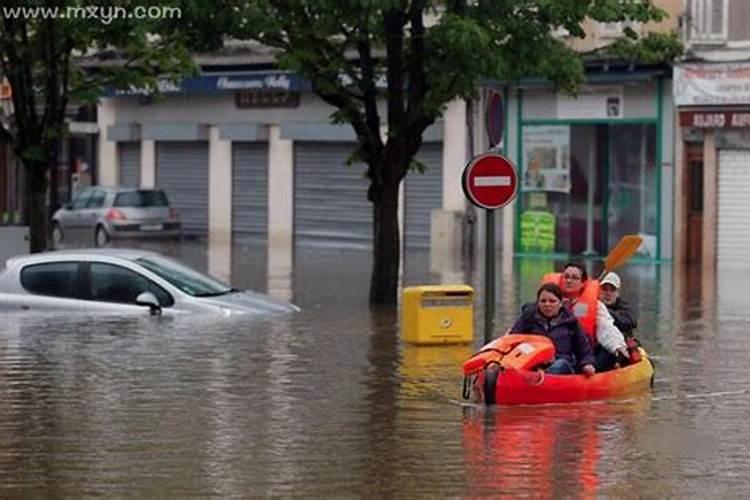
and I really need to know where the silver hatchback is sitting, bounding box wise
[0,248,300,316]
[52,187,181,247]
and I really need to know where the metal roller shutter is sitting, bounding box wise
[718,149,750,268]
[118,142,141,187]
[294,142,371,249]
[404,143,443,249]
[232,143,268,243]
[156,142,209,236]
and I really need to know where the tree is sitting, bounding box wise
[227,0,674,305]
[0,0,193,252]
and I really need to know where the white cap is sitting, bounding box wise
[601,272,621,289]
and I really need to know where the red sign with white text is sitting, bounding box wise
[462,153,518,210]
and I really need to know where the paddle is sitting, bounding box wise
[597,234,643,280]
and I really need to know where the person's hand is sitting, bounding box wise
[581,364,595,377]
[615,348,630,366]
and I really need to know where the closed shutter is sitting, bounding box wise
[156,142,209,236]
[718,149,750,268]
[118,142,141,187]
[294,142,371,249]
[404,143,443,249]
[232,143,268,243]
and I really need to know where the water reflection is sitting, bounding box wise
[462,397,653,497]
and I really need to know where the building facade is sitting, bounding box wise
[673,0,750,271]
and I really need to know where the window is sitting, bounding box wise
[690,0,728,41]
[114,190,168,208]
[136,256,231,297]
[88,263,173,306]
[71,189,92,210]
[86,189,107,209]
[21,262,80,299]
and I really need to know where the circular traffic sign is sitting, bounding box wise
[462,153,518,210]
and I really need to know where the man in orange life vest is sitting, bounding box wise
[544,262,629,371]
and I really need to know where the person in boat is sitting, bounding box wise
[598,272,638,338]
[509,282,596,376]
[546,262,630,372]
[598,271,641,369]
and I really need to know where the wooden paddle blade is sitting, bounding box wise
[603,235,643,274]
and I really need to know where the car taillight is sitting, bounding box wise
[169,208,179,219]
[105,208,126,221]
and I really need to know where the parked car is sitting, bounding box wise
[52,187,181,247]
[0,249,300,316]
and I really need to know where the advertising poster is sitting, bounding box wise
[522,125,571,193]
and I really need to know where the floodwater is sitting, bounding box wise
[1,241,749,498]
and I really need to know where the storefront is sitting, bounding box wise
[504,66,673,261]
[674,62,750,270]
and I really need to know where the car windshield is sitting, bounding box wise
[136,256,232,297]
[114,190,168,208]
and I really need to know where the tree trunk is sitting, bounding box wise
[27,160,49,253]
[369,179,401,304]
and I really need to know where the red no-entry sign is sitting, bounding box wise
[462,153,518,210]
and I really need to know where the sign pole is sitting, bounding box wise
[461,152,517,345]
[484,210,495,343]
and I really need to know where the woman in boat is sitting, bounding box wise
[551,262,630,370]
[509,282,596,376]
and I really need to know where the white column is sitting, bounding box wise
[442,98,468,211]
[431,99,468,273]
[140,140,155,189]
[267,125,294,269]
[97,98,117,186]
[208,126,232,246]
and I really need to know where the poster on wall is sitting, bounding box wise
[522,125,571,193]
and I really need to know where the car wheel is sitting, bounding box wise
[51,223,64,247]
[94,225,110,247]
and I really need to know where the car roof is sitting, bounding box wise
[5,248,162,267]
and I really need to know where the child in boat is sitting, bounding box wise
[509,282,595,376]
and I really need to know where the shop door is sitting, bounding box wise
[404,143,443,250]
[717,149,750,268]
[118,142,141,188]
[685,146,703,263]
[293,142,371,249]
[231,142,268,244]
[156,142,209,236]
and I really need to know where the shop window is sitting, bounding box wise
[519,123,657,257]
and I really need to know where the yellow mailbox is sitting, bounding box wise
[401,285,474,345]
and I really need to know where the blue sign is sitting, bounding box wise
[104,71,313,97]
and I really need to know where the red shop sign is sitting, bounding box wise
[679,109,750,128]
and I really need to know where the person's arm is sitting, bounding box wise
[611,300,638,332]
[596,301,627,354]
[572,323,596,371]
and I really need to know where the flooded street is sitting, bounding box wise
[1,242,749,497]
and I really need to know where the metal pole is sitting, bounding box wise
[484,209,495,343]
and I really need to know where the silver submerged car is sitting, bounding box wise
[0,249,300,316]
[52,187,181,247]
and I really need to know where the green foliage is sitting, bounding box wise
[601,32,685,64]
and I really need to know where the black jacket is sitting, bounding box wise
[606,298,638,337]
[509,303,595,369]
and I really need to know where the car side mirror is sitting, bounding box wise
[135,292,162,316]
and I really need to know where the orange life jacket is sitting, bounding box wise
[542,272,599,346]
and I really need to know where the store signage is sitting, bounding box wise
[674,63,750,106]
[462,153,518,210]
[557,86,623,119]
[679,109,750,128]
[105,72,312,97]
[235,91,300,108]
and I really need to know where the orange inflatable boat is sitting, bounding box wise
[462,334,654,405]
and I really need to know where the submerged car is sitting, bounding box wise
[52,187,181,247]
[0,249,299,316]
